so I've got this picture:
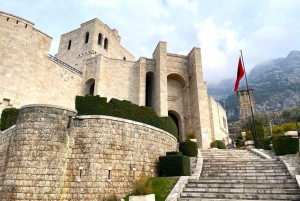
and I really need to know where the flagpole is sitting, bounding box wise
[239,50,259,148]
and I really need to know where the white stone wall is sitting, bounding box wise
[0,12,83,112]
[209,96,229,142]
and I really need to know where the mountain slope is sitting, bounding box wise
[207,51,300,122]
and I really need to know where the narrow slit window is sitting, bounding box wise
[98,33,103,45]
[104,38,108,50]
[68,40,72,50]
[25,24,27,28]
[85,32,89,44]
[16,20,18,24]
[7,17,9,21]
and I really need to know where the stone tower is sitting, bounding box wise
[237,89,256,121]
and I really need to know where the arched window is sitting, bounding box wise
[85,32,89,44]
[98,33,103,45]
[104,38,108,50]
[68,40,72,50]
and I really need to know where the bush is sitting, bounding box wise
[245,131,253,140]
[281,122,297,132]
[272,126,284,135]
[210,141,217,148]
[75,95,178,138]
[270,133,284,142]
[132,173,153,195]
[236,139,244,147]
[249,119,264,139]
[0,108,19,131]
[272,137,299,156]
[216,140,226,149]
[179,140,198,156]
[256,138,271,150]
[159,155,190,176]
[166,151,182,156]
[186,131,196,139]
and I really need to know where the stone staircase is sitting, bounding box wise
[179,149,300,201]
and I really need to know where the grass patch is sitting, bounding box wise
[123,177,179,201]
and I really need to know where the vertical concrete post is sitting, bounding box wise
[152,42,168,117]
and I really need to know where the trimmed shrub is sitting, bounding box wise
[159,155,190,176]
[132,173,153,195]
[277,135,293,139]
[256,138,271,150]
[0,108,19,131]
[179,140,198,156]
[272,137,299,156]
[211,140,226,149]
[236,133,243,140]
[236,139,244,147]
[210,141,217,148]
[166,151,182,156]
[186,131,196,139]
[75,95,178,138]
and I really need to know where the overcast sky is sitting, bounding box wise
[1,0,300,85]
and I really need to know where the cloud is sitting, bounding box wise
[2,0,300,85]
[195,18,246,82]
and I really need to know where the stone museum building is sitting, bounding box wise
[0,11,229,199]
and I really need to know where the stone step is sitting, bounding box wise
[189,178,297,184]
[186,182,299,189]
[183,187,300,194]
[203,158,277,161]
[200,172,290,177]
[203,159,282,165]
[179,199,294,201]
[180,192,300,200]
[201,166,286,170]
[199,175,293,180]
[203,163,284,167]
[202,168,287,173]
[203,157,264,160]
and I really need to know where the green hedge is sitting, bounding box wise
[75,95,178,138]
[179,140,198,156]
[0,108,19,131]
[272,137,299,156]
[255,138,271,150]
[236,139,244,147]
[166,152,182,156]
[216,140,226,149]
[159,155,190,176]
[210,141,217,148]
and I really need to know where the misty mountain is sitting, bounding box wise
[207,51,300,122]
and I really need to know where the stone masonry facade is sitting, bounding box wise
[0,105,177,200]
[0,11,228,148]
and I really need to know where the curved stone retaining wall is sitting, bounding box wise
[65,115,178,199]
[0,105,178,200]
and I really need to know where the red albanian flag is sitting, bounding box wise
[234,57,245,91]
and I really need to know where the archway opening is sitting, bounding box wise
[168,111,180,142]
[85,78,95,95]
[146,72,154,108]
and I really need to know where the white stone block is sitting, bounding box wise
[285,131,298,136]
[129,194,155,201]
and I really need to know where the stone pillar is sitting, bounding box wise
[1,104,76,200]
[152,42,168,117]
